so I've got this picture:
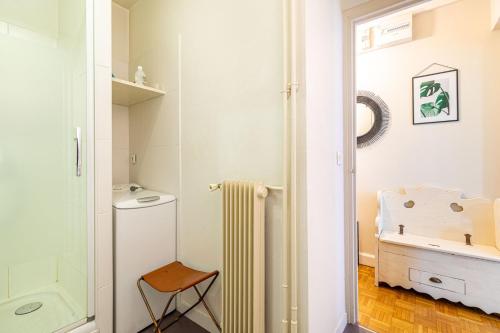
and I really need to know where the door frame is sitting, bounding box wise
[86,0,95,318]
[342,0,429,324]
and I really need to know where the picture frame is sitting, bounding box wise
[412,69,459,125]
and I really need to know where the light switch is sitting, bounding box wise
[336,152,343,166]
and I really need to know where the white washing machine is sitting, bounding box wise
[113,187,176,333]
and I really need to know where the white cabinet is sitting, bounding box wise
[377,242,500,314]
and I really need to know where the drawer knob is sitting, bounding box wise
[404,200,415,208]
[429,277,442,284]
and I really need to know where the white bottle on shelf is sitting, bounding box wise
[134,66,146,86]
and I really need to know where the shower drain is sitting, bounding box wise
[14,302,43,315]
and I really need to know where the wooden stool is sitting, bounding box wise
[137,261,221,333]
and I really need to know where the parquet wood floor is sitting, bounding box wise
[358,265,500,333]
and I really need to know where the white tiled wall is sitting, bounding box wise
[9,258,57,297]
[0,258,60,302]
[94,0,111,69]
[112,3,130,185]
[112,2,129,81]
[112,104,130,184]
[95,66,112,142]
[58,256,87,315]
[96,212,113,289]
[96,283,113,333]
[94,0,113,332]
[129,1,180,196]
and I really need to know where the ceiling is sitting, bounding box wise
[357,0,460,30]
[113,0,140,9]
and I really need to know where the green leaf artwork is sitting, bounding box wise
[419,80,450,117]
[420,81,441,97]
[420,102,440,117]
[435,91,450,115]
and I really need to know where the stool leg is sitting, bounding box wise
[165,273,221,332]
[156,291,179,331]
[194,285,222,332]
[137,278,162,333]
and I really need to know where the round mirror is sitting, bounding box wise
[356,103,375,137]
[356,91,390,148]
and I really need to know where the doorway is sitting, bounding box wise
[345,0,500,331]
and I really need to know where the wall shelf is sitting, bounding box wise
[112,78,165,106]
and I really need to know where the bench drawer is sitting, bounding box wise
[409,268,465,294]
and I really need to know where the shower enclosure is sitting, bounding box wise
[0,1,94,332]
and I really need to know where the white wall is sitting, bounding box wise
[111,2,130,185]
[356,0,500,264]
[128,0,283,331]
[301,0,347,331]
[112,104,129,184]
[111,2,129,80]
[94,0,113,331]
[492,0,500,30]
[128,0,180,196]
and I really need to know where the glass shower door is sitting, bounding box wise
[0,1,89,332]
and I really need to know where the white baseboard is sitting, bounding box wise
[359,252,375,267]
[335,312,348,333]
[178,299,219,333]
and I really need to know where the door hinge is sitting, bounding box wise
[281,83,292,98]
[281,82,299,99]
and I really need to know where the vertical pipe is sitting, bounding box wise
[223,184,227,332]
[290,0,299,330]
[256,185,268,333]
[229,183,235,333]
[243,185,248,333]
[177,34,183,271]
[249,187,255,333]
[238,183,243,332]
[281,0,291,332]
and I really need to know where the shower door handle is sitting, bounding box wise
[75,127,82,177]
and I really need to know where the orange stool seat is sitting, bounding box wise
[143,261,218,293]
[137,261,221,333]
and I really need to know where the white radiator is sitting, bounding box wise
[222,181,268,333]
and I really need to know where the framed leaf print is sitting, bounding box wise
[412,69,458,124]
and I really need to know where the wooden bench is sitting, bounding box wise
[375,187,500,314]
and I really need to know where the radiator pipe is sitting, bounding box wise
[290,0,299,330]
[282,0,291,331]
